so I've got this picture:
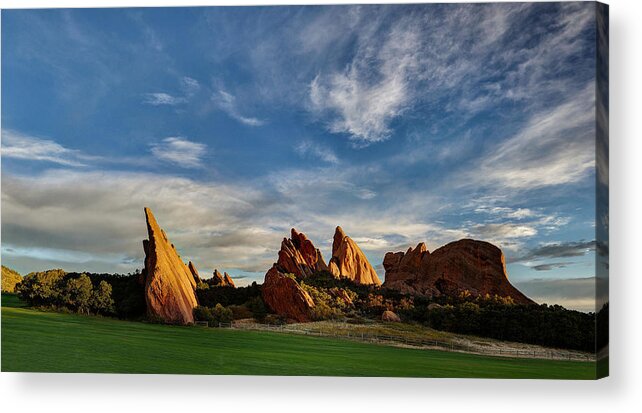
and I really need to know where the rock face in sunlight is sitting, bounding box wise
[277,228,329,278]
[188,261,200,285]
[211,269,236,288]
[261,228,324,321]
[328,226,382,286]
[382,242,428,288]
[141,207,199,324]
[223,273,235,288]
[262,265,315,322]
[383,239,534,304]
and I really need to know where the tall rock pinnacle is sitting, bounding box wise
[328,226,381,286]
[141,207,198,324]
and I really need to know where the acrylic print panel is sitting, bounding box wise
[0,2,608,379]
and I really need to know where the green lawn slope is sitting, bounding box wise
[1,293,596,378]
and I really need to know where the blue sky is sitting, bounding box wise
[1,3,602,311]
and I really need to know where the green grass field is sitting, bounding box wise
[1,293,596,378]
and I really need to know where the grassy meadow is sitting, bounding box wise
[1,293,596,378]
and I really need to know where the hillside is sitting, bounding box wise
[1,265,22,293]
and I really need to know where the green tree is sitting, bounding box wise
[193,305,213,322]
[91,280,115,315]
[211,303,233,325]
[62,274,93,314]
[16,269,67,306]
[246,296,267,322]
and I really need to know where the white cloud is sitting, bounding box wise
[149,137,207,168]
[1,169,276,278]
[309,17,421,144]
[469,223,537,244]
[143,92,186,106]
[471,84,596,190]
[1,129,95,167]
[3,167,425,279]
[181,76,200,96]
[294,140,339,164]
[355,189,376,200]
[305,3,595,148]
[143,77,201,106]
[213,90,264,126]
[474,206,537,220]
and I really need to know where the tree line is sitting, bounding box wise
[16,269,115,315]
[12,268,604,352]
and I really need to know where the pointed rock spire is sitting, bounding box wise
[210,269,235,287]
[188,261,200,285]
[276,228,328,278]
[223,272,236,288]
[141,207,198,324]
[328,226,381,285]
[212,269,226,285]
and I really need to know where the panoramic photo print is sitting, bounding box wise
[1,2,608,379]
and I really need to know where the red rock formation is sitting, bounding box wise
[382,243,428,288]
[261,228,327,321]
[328,226,381,285]
[381,310,401,322]
[223,272,236,288]
[141,207,198,324]
[383,239,533,304]
[212,269,225,285]
[262,265,315,322]
[188,261,200,285]
[211,269,235,287]
[276,228,328,278]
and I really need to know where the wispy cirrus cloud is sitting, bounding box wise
[180,76,200,96]
[295,140,339,164]
[1,129,96,167]
[309,16,421,145]
[470,223,538,240]
[213,90,264,126]
[474,206,537,220]
[142,92,186,106]
[472,84,596,190]
[143,77,200,106]
[149,137,207,168]
[306,3,594,149]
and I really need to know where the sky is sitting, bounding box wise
[1,3,605,312]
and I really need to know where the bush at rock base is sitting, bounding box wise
[193,304,234,326]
